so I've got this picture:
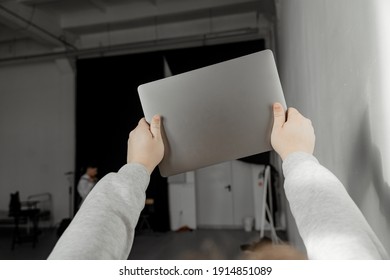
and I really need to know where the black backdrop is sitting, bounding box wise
[76,39,267,231]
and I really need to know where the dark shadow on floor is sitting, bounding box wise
[0,227,58,260]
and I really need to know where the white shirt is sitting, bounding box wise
[77,174,96,203]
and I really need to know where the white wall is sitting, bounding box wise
[231,160,255,227]
[168,172,197,230]
[277,0,390,254]
[169,161,260,230]
[0,60,75,225]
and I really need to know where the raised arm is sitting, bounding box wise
[271,103,388,259]
[48,116,164,259]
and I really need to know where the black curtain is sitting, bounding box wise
[165,39,266,74]
[76,52,170,231]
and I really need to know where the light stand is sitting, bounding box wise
[65,172,74,219]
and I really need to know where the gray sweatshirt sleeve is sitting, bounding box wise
[48,163,150,260]
[283,152,389,259]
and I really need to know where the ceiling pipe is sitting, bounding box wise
[0,27,261,66]
[0,3,77,50]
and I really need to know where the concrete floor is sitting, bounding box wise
[129,229,260,260]
[0,227,260,260]
[0,227,58,260]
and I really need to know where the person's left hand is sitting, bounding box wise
[127,115,164,174]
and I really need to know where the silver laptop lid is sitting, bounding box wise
[138,50,286,177]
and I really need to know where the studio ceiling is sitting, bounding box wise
[0,0,275,62]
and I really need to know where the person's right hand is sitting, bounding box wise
[127,115,164,174]
[271,103,315,160]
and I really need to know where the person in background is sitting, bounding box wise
[77,164,98,206]
[48,104,389,260]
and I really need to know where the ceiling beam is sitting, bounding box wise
[0,1,77,48]
[66,0,273,35]
[0,27,261,66]
[15,0,63,4]
[88,0,106,13]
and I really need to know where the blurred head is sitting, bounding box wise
[86,166,98,178]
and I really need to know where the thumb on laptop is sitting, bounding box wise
[272,102,286,128]
[150,115,162,140]
[271,102,315,160]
